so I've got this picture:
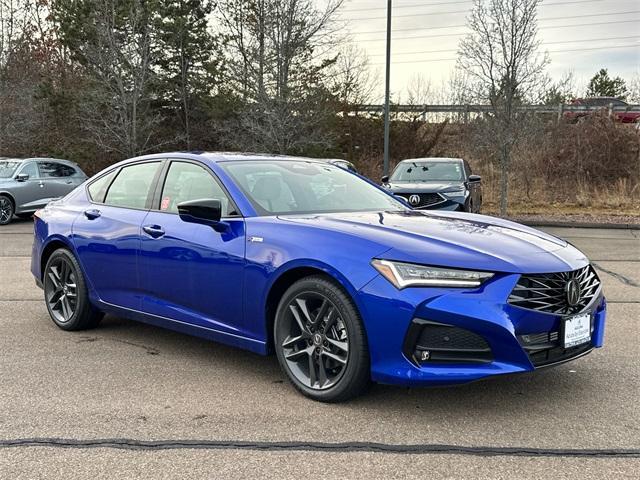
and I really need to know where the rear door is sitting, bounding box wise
[138,160,248,337]
[72,160,162,310]
[38,161,84,198]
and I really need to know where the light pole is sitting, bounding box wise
[383,0,392,177]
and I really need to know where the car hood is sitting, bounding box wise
[278,210,588,274]
[388,181,463,193]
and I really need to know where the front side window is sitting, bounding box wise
[390,161,463,182]
[160,162,235,216]
[221,160,406,215]
[104,162,160,209]
[0,160,21,178]
[18,162,39,179]
[39,161,76,178]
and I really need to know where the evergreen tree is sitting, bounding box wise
[153,0,224,149]
[586,69,628,100]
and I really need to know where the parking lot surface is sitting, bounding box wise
[0,219,638,478]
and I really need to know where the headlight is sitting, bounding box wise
[442,187,467,198]
[371,259,494,289]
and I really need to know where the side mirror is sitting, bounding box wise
[15,173,29,182]
[177,199,226,231]
[468,174,481,182]
[381,175,389,183]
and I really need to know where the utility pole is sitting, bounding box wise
[383,0,392,177]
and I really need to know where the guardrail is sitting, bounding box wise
[347,103,640,122]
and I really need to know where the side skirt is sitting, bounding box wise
[95,300,268,356]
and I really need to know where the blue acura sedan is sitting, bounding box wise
[31,152,606,402]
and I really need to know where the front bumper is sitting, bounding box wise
[357,273,606,386]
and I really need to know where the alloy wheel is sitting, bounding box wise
[45,256,78,324]
[0,197,13,224]
[278,292,350,390]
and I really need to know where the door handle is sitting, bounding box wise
[38,181,44,188]
[65,180,73,184]
[143,224,165,239]
[84,209,101,220]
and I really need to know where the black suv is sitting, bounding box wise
[382,157,482,213]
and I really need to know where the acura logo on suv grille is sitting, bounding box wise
[408,195,421,206]
[565,279,581,307]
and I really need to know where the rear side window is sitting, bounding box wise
[104,162,160,209]
[159,162,234,215]
[87,170,117,202]
[39,161,76,178]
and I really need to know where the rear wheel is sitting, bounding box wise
[274,276,370,402]
[0,195,14,225]
[43,248,102,331]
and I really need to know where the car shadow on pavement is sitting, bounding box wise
[93,313,600,418]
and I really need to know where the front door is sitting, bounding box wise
[73,161,162,310]
[12,162,52,212]
[138,160,247,338]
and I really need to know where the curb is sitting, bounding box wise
[514,220,640,230]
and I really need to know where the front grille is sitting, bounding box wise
[397,192,444,208]
[403,319,493,365]
[508,265,601,315]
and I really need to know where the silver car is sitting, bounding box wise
[0,158,87,225]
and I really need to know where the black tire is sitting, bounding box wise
[0,195,14,225]
[274,275,370,402]
[43,248,102,331]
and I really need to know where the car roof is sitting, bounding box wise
[1,157,78,165]
[201,152,327,163]
[121,151,335,166]
[398,157,463,163]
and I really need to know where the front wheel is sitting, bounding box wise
[0,195,14,225]
[43,248,102,331]
[274,276,370,402]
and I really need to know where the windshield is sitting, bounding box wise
[390,161,463,182]
[222,160,407,215]
[0,160,21,178]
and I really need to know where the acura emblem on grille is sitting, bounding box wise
[408,195,420,206]
[507,265,600,315]
[565,279,581,306]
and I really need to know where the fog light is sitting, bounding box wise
[420,350,430,361]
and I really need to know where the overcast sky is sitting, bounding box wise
[332,0,640,101]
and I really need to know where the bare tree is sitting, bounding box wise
[627,71,640,104]
[331,43,378,107]
[406,73,432,106]
[458,0,548,215]
[217,0,343,154]
[0,0,28,152]
[0,0,52,155]
[55,0,160,157]
[540,70,576,105]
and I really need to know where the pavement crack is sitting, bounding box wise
[592,262,640,288]
[0,438,638,458]
[74,336,160,355]
[112,339,160,355]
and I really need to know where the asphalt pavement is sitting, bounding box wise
[0,218,638,479]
